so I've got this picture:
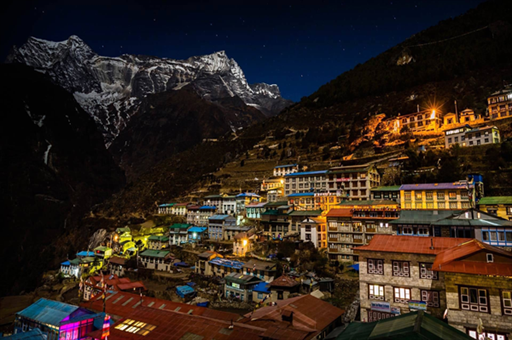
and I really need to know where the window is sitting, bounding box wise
[503,290,512,315]
[278,291,284,300]
[437,192,445,200]
[257,293,263,299]
[486,253,494,263]
[438,202,446,209]
[420,263,438,280]
[405,192,411,200]
[115,319,157,337]
[426,192,433,200]
[467,329,507,340]
[415,192,422,200]
[392,261,410,277]
[449,202,458,209]
[394,287,411,303]
[421,290,440,308]
[369,284,385,300]
[449,191,457,199]
[460,287,489,313]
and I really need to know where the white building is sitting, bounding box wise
[299,217,326,248]
[273,164,299,177]
[445,125,500,148]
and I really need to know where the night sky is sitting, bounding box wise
[1,0,488,102]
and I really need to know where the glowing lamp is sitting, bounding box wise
[430,109,436,119]
[193,232,197,238]
[243,239,248,246]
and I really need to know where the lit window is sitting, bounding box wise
[369,284,385,300]
[394,287,411,303]
[115,319,156,336]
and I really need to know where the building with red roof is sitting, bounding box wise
[432,239,512,339]
[83,274,147,301]
[268,275,300,302]
[354,235,471,322]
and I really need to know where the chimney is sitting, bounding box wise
[417,104,420,113]
[454,100,459,123]
[282,310,294,323]
[430,238,434,250]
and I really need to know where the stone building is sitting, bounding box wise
[355,235,471,322]
[168,223,190,246]
[326,163,381,201]
[299,216,327,248]
[138,249,173,272]
[273,164,299,177]
[224,273,263,302]
[487,88,512,121]
[284,170,328,196]
[242,259,277,282]
[433,239,512,339]
[194,251,220,276]
[477,196,512,221]
[268,274,300,302]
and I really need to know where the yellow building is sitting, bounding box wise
[487,89,512,120]
[400,182,474,210]
[477,196,512,221]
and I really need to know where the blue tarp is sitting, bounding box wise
[176,285,195,298]
[253,282,270,294]
[76,251,95,257]
[16,298,81,327]
[349,264,360,271]
[61,261,70,266]
[174,262,189,267]
[186,282,196,287]
[209,257,244,269]
[188,226,207,233]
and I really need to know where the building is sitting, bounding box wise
[370,186,400,203]
[459,108,478,123]
[444,126,472,148]
[478,196,512,220]
[268,275,300,302]
[224,226,251,241]
[186,205,201,225]
[108,256,129,277]
[300,216,327,248]
[443,112,458,126]
[138,249,173,272]
[13,298,107,340]
[157,203,174,215]
[233,231,255,256]
[171,202,190,216]
[93,246,112,259]
[333,310,472,340]
[252,282,271,304]
[261,178,284,202]
[208,215,236,241]
[224,272,263,302]
[242,294,344,339]
[242,259,277,282]
[400,181,474,210]
[289,210,323,238]
[355,235,471,322]
[83,275,146,301]
[326,200,399,263]
[199,205,217,226]
[204,194,238,215]
[284,170,328,196]
[433,239,512,339]
[245,202,267,219]
[464,126,500,147]
[287,192,316,210]
[273,164,299,177]
[207,257,244,278]
[235,193,261,219]
[396,109,443,133]
[188,226,208,243]
[195,251,221,276]
[391,210,458,237]
[147,235,169,250]
[168,223,190,245]
[487,88,512,121]
[261,204,292,240]
[326,164,381,201]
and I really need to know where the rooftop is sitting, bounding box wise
[109,256,128,265]
[16,298,84,327]
[326,208,352,218]
[289,210,323,217]
[370,185,401,191]
[477,196,512,205]
[188,226,207,233]
[200,205,217,210]
[209,214,232,220]
[225,272,263,284]
[269,275,299,288]
[252,282,270,294]
[274,164,298,169]
[209,257,244,269]
[148,235,169,242]
[390,210,459,225]
[168,223,191,229]
[236,192,261,198]
[336,199,398,206]
[334,311,472,340]
[355,235,472,255]
[139,249,170,258]
[264,200,289,207]
[287,192,314,197]
[285,170,328,177]
[400,181,473,191]
[242,259,277,271]
[433,239,512,276]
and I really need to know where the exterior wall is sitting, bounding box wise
[274,165,298,177]
[224,284,252,302]
[252,290,269,303]
[148,240,167,250]
[400,189,472,210]
[445,128,470,149]
[397,110,442,133]
[195,259,214,276]
[478,203,512,221]
[199,210,216,226]
[221,199,237,215]
[140,256,171,272]
[269,288,296,302]
[209,264,242,278]
[284,173,328,196]
[488,92,512,121]
[464,128,500,147]
[233,240,251,256]
[443,272,512,338]
[108,263,125,277]
[370,190,400,203]
[187,210,200,225]
[358,251,446,323]
[326,166,381,201]
[158,206,173,214]
[169,232,188,245]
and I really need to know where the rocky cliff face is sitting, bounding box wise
[0,64,125,296]
[7,36,292,145]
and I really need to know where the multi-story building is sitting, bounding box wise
[224,226,251,241]
[194,251,220,276]
[186,205,201,225]
[446,126,500,149]
[157,203,174,215]
[400,182,474,210]
[198,205,217,226]
[171,202,190,216]
[370,186,400,203]
[273,164,299,177]
[138,249,173,272]
[356,235,471,322]
[477,196,512,220]
[148,235,169,250]
[168,223,190,245]
[299,216,327,248]
[224,273,263,302]
[187,226,207,243]
[391,210,460,238]
[284,170,328,196]
[459,108,478,123]
[289,210,323,236]
[487,88,512,121]
[208,215,236,241]
[207,257,244,278]
[433,239,512,339]
[287,192,316,210]
[314,192,344,211]
[242,259,277,282]
[261,177,284,203]
[245,202,266,219]
[326,200,400,263]
[397,109,443,133]
[326,163,381,201]
[261,205,292,240]
[203,194,237,215]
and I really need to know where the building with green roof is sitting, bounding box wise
[477,196,512,220]
[329,311,472,340]
[148,235,169,250]
[370,185,400,203]
[139,249,173,272]
[169,223,191,245]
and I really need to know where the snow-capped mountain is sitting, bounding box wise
[7,35,292,145]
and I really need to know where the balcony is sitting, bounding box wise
[366,227,376,233]
[353,238,363,244]
[328,227,338,232]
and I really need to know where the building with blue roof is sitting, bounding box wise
[252,281,271,303]
[13,298,108,340]
[176,285,196,299]
[208,215,236,241]
[76,251,95,258]
[157,203,175,214]
[273,164,299,177]
[284,170,329,197]
[194,205,217,226]
[207,257,245,277]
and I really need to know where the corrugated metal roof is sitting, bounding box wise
[199,205,216,210]
[188,226,207,233]
[274,164,297,168]
[139,250,170,258]
[326,208,353,217]
[287,192,314,197]
[285,170,328,177]
[209,257,244,269]
[390,210,458,224]
[289,210,323,216]
[148,235,169,241]
[400,182,472,191]
[370,185,401,191]
[16,298,80,327]
[252,282,270,293]
[355,235,471,255]
[477,196,512,205]
[168,223,191,229]
[209,215,231,220]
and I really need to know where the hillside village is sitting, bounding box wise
[4,88,512,340]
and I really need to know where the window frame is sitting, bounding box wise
[392,260,410,277]
[419,262,438,280]
[393,287,411,303]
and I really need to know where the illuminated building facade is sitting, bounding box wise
[487,89,512,120]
